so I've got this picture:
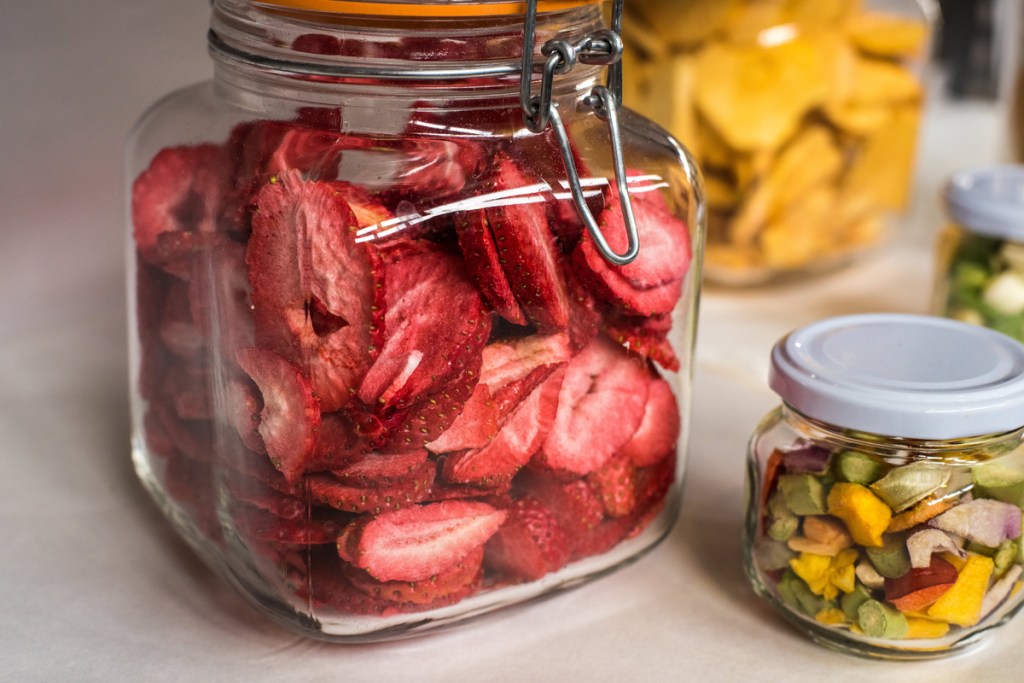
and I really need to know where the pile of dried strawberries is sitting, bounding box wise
[132,107,692,617]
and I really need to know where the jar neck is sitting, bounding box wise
[209,0,604,101]
[778,403,1024,462]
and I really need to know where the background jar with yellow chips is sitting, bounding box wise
[621,0,933,285]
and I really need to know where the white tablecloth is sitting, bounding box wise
[3,3,1020,680]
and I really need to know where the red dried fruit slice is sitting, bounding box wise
[336,500,506,582]
[236,347,322,484]
[227,478,306,520]
[484,153,571,330]
[535,336,650,477]
[604,312,680,372]
[187,241,254,359]
[627,451,677,538]
[382,136,488,204]
[345,547,484,606]
[385,347,485,451]
[330,181,394,229]
[226,450,304,498]
[247,171,385,411]
[479,332,572,394]
[330,450,431,487]
[149,230,232,281]
[618,376,680,467]
[423,383,500,454]
[153,403,212,463]
[455,208,527,325]
[308,412,370,470]
[226,379,266,454]
[234,508,341,545]
[573,518,632,561]
[158,282,205,360]
[565,273,602,352]
[132,144,229,263]
[485,496,571,582]
[526,474,606,552]
[441,366,564,487]
[884,556,959,613]
[573,189,691,316]
[587,454,638,519]
[358,241,489,409]
[307,458,435,515]
[160,364,212,421]
[136,262,173,401]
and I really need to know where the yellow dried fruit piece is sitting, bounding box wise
[815,607,847,626]
[760,186,836,269]
[927,554,995,627]
[721,0,787,42]
[781,0,859,29]
[790,549,858,600]
[847,11,928,58]
[904,617,951,639]
[827,482,893,547]
[620,10,669,61]
[787,514,854,556]
[703,174,739,209]
[837,56,923,108]
[694,37,831,152]
[638,53,700,158]
[730,126,842,245]
[627,0,735,49]
[843,104,922,211]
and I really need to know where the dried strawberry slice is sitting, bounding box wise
[423,383,499,454]
[484,153,571,330]
[158,281,205,360]
[358,241,489,409]
[455,208,527,325]
[535,336,650,477]
[152,403,212,463]
[159,364,212,421]
[587,454,637,519]
[380,135,488,205]
[307,458,435,515]
[136,262,173,401]
[626,451,676,539]
[604,312,680,372]
[132,144,230,263]
[573,189,691,317]
[236,347,321,484]
[225,379,266,454]
[619,376,680,467]
[385,346,484,451]
[227,478,306,520]
[330,181,394,229]
[336,500,506,582]
[478,332,572,395]
[234,508,341,545]
[525,473,605,544]
[345,547,483,606]
[187,241,254,359]
[441,366,564,487]
[247,171,385,412]
[329,450,430,487]
[485,496,571,582]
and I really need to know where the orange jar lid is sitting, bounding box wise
[255,0,599,17]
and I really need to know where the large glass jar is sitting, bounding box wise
[126,0,703,641]
[621,0,931,285]
[745,314,1024,658]
[934,165,1024,343]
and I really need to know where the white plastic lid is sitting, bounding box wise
[943,165,1024,240]
[769,314,1024,440]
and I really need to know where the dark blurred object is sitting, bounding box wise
[937,0,999,99]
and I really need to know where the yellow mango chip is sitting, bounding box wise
[730,126,842,245]
[627,0,735,49]
[721,0,787,43]
[904,617,950,639]
[782,0,859,29]
[847,11,928,58]
[694,37,832,152]
[842,104,921,211]
[927,555,995,627]
[760,186,836,268]
[838,56,923,107]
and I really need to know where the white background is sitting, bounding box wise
[2,1,1021,680]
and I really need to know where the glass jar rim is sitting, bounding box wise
[253,0,599,17]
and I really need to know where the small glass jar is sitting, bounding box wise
[621,0,932,285]
[934,165,1024,342]
[745,314,1024,659]
[126,0,703,641]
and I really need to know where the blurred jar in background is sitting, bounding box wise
[621,0,932,286]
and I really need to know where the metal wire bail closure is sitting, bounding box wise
[519,0,639,266]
